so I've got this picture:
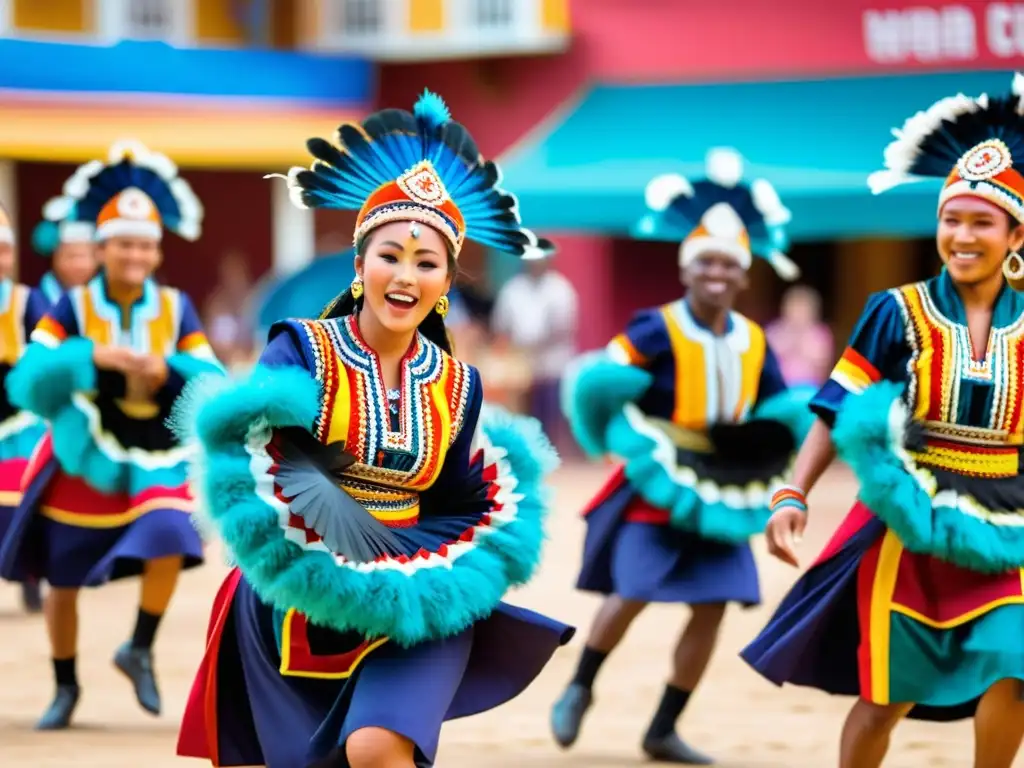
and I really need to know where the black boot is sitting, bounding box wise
[641,732,715,764]
[35,684,80,730]
[113,641,161,715]
[550,683,593,748]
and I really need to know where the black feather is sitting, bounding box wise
[273,428,403,563]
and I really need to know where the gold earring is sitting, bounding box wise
[435,295,449,318]
[1004,252,1024,282]
[350,277,364,300]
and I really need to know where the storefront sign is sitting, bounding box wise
[865,4,1024,64]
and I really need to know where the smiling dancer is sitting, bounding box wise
[742,73,1024,768]
[174,89,574,768]
[0,140,220,730]
[31,202,98,305]
[0,204,49,613]
[550,150,812,764]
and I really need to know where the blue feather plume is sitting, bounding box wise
[272,89,554,259]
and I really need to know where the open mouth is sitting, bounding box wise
[951,251,982,261]
[385,292,418,309]
[703,280,729,295]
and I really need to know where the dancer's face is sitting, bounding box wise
[681,250,748,312]
[53,241,98,288]
[100,236,161,289]
[938,196,1024,286]
[357,220,453,337]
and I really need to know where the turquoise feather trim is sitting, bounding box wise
[182,365,558,646]
[167,352,224,382]
[833,381,1024,572]
[6,338,95,418]
[606,404,788,543]
[561,354,653,458]
[752,386,816,444]
[0,414,45,462]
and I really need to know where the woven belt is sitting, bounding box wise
[910,436,1019,479]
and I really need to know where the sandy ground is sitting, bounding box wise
[0,463,1015,767]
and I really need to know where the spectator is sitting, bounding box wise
[765,284,833,386]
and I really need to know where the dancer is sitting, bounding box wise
[550,150,812,764]
[742,73,1024,768]
[0,204,49,612]
[0,140,218,729]
[31,206,97,305]
[174,90,574,768]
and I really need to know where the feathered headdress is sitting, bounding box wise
[269,89,554,260]
[636,148,797,280]
[42,139,203,243]
[868,72,1024,222]
[31,199,94,257]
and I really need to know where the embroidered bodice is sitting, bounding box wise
[289,315,476,527]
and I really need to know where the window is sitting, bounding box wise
[126,0,174,38]
[472,0,514,28]
[96,0,191,44]
[342,0,382,36]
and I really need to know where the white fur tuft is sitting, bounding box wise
[701,203,744,239]
[750,179,791,226]
[644,174,692,212]
[768,251,800,281]
[705,147,743,188]
[43,196,74,222]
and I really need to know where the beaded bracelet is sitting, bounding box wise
[770,484,808,514]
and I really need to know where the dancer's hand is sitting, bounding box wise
[93,345,137,372]
[133,354,169,392]
[765,507,807,568]
[765,485,808,568]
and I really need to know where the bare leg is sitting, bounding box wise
[974,678,1024,768]
[45,587,78,660]
[139,554,183,618]
[839,698,913,768]
[346,726,417,768]
[670,602,726,691]
[587,594,647,652]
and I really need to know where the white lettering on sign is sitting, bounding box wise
[987,3,1024,56]
[864,6,977,63]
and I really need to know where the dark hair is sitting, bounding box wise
[318,228,457,355]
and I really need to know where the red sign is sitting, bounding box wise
[578,1,1024,83]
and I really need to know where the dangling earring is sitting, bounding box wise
[435,295,449,318]
[350,277,364,300]
[1004,252,1024,282]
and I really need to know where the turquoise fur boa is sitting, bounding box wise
[7,339,195,494]
[565,355,811,543]
[833,381,1024,572]
[175,364,558,646]
[167,352,223,382]
[0,414,45,462]
[7,338,96,417]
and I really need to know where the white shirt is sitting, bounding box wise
[491,270,578,379]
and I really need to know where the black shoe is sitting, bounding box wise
[550,683,593,749]
[113,642,161,716]
[35,684,80,730]
[21,581,43,613]
[641,732,715,764]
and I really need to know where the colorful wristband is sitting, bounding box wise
[770,484,808,514]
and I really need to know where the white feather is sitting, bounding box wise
[521,244,549,261]
[705,147,743,188]
[169,177,204,236]
[702,203,744,238]
[867,169,925,195]
[644,173,692,212]
[750,179,791,226]
[767,251,800,281]
[62,160,104,199]
[43,196,74,222]
[875,93,982,181]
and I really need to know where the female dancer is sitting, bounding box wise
[174,90,574,768]
[550,150,812,764]
[742,73,1024,768]
[0,204,49,612]
[0,140,218,730]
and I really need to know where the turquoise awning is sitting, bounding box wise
[500,71,1019,242]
